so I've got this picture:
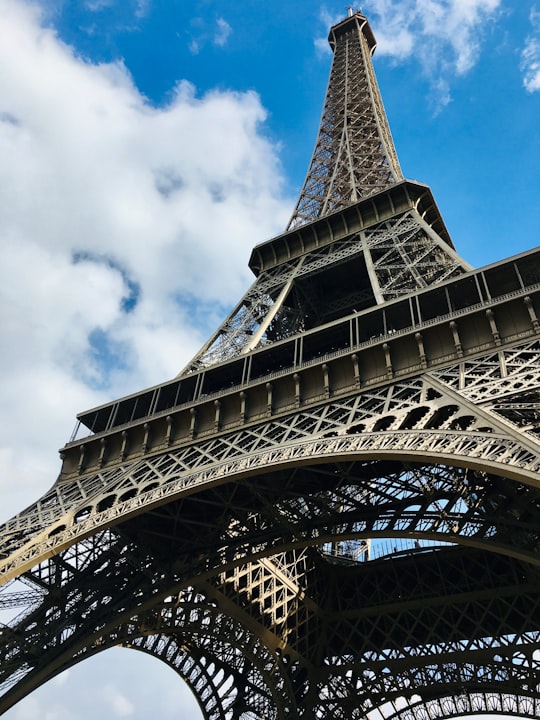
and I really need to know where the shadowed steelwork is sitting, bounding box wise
[1,8,539,720]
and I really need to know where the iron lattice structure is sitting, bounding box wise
[1,9,540,720]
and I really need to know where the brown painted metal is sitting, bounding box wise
[1,9,539,720]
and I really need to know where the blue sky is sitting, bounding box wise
[0,0,539,717]
[43,0,540,269]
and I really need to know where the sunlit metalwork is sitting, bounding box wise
[1,8,539,719]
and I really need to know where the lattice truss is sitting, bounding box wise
[364,213,466,297]
[1,340,540,717]
[433,342,540,442]
[288,13,403,229]
[2,339,540,578]
[0,539,292,719]
[382,693,540,720]
[1,471,540,718]
[184,210,468,372]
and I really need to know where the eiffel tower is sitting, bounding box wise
[1,7,540,719]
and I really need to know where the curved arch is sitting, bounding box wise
[0,584,295,719]
[120,560,540,720]
[130,632,285,720]
[380,690,540,720]
[1,530,539,717]
[2,426,540,583]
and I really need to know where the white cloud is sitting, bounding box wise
[521,7,540,92]
[84,0,150,15]
[84,0,114,11]
[314,9,340,55]
[360,0,502,107]
[135,0,150,19]
[9,648,203,719]
[214,17,232,47]
[188,16,232,54]
[0,0,290,522]
[103,684,134,717]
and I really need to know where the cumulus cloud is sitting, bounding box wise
[521,7,540,92]
[0,0,289,522]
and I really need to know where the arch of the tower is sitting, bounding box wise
[96,451,540,719]
[51,446,540,572]
[2,576,535,720]
[1,444,539,718]
[5,335,540,585]
[0,567,294,718]
[130,633,283,720]
[99,600,295,720]
[2,422,540,586]
[381,692,540,720]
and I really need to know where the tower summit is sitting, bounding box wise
[289,10,403,229]
[179,9,469,373]
[1,8,540,720]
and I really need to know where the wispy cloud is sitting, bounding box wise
[188,16,232,54]
[83,0,150,19]
[365,0,501,69]
[214,17,232,47]
[320,0,502,110]
[84,0,114,10]
[135,0,151,19]
[521,7,540,92]
[314,8,341,55]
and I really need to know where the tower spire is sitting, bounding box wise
[175,11,469,373]
[288,10,403,230]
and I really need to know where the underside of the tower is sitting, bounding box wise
[1,8,539,720]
